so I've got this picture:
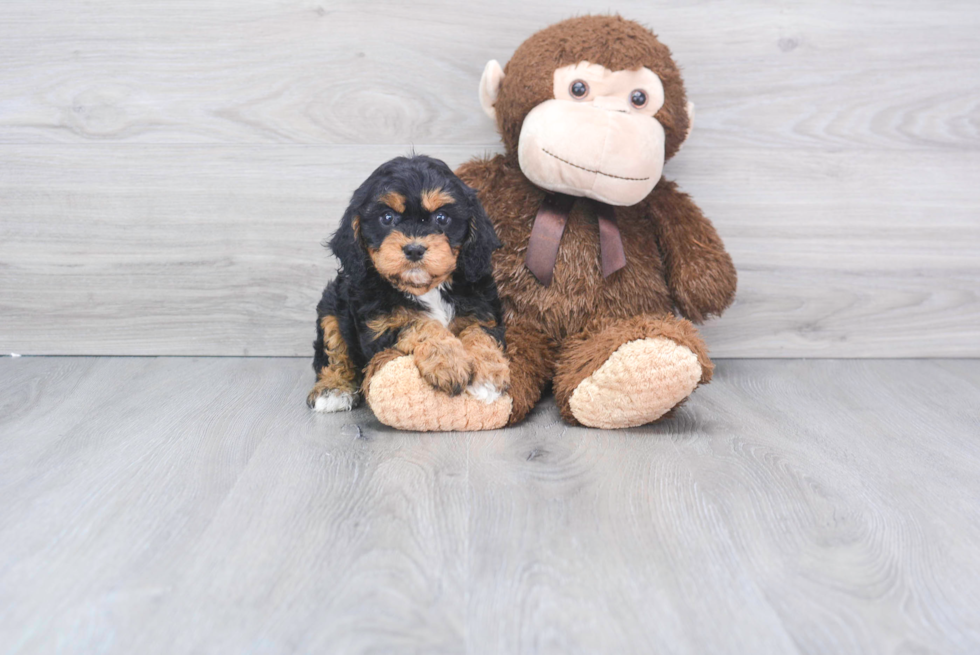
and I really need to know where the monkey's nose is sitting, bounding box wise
[403,243,427,262]
[592,95,631,113]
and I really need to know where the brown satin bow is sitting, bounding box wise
[525,193,626,287]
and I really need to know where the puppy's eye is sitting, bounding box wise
[434,211,451,227]
[630,89,648,108]
[569,80,589,99]
[379,211,395,226]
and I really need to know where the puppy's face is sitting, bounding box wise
[356,164,473,295]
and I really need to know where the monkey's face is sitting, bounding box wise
[516,62,667,207]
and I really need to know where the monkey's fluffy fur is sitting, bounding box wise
[457,15,738,425]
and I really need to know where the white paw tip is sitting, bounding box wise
[466,382,502,404]
[312,390,358,413]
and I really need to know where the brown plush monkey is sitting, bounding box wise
[365,15,736,430]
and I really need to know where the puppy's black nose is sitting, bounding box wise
[402,243,427,261]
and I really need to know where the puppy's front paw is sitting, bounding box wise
[308,388,360,413]
[413,337,474,395]
[466,381,503,404]
[471,347,510,394]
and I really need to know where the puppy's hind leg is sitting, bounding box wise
[308,314,361,412]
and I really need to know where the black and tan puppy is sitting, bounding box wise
[307,155,509,413]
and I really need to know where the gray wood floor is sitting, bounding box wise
[2,356,979,654]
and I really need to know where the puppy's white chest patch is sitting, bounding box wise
[416,286,454,328]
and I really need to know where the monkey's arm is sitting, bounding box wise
[455,155,509,196]
[502,314,558,425]
[648,180,737,323]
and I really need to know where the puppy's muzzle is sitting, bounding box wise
[402,243,428,262]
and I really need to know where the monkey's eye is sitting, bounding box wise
[379,210,395,226]
[630,89,648,108]
[569,80,589,99]
[434,211,451,227]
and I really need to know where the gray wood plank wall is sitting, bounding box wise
[1,1,978,356]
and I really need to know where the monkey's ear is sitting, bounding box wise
[479,60,505,121]
[328,205,367,283]
[678,101,695,151]
[459,196,501,282]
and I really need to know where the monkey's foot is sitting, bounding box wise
[568,337,702,429]
[365,356,511,432]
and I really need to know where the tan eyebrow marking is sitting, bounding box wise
[421,188,456,212]
[378,191,406,213]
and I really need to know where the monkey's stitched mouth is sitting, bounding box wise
[541,148,650,182]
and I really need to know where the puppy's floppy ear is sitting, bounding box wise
[459,192,501,282]
[328,204,367,282]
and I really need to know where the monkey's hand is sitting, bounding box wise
[650,182,737,323]
[363,352,511,432]
[668,254,738,323]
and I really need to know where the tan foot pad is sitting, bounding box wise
[366,356,512,432]
[569,337,702,429]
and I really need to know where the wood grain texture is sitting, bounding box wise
[2,356,979,653]
[0,0,978,356]
[1,144,978,357]
[0,1,975,149]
